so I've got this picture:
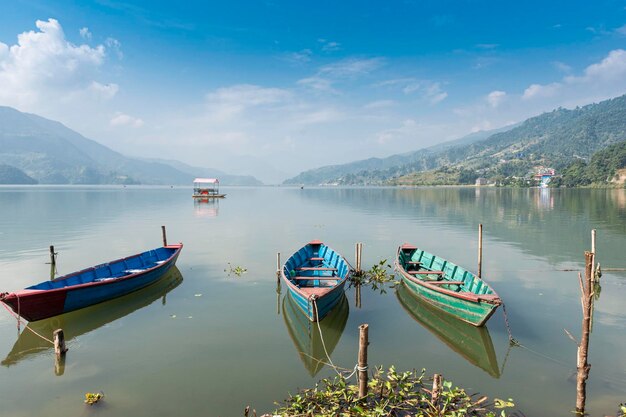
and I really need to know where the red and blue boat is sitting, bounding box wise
[0,243,183,322]
[281,240,351,322]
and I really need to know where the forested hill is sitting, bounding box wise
[285,94,626,185]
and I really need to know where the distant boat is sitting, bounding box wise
[396,283,500,378]
[0,243,183,322]
[192,178,226,198]
[281,240,351,322]
[282,293,349,376]
[395,243,501,326]
[2,266,183,367]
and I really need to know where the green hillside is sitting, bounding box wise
[285,94,626,185]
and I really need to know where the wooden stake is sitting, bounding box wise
[277,252,281,276]
[575,251,594,415]
[49,245,56,267]
[478,224,483,278]
[355,243,363,273]
[161,225,167,246]
[53,329,67,356]
[358,324,369,398]
[432,373,443,404]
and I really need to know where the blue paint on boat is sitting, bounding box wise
[281,241,351,322]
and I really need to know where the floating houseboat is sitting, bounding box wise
[192,178,226,198]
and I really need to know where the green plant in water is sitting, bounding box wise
[225,263,247,277]
[272,366,514,417]
[350,259,397,294]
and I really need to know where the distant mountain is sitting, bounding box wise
[0,106,262,185]
[283,125,516,185]
[146,158,263,186]
[285,94,626,185]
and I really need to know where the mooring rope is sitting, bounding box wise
[501,303,519,346]
[1,295,54,345]
[312,298,344,378]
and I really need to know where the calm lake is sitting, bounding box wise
[0,186,625,416]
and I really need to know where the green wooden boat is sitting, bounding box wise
[282,292,349,376]
[396,282,500,378]
[395,243,501,327]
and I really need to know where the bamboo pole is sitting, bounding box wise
[575,251,594,415]
[276,252,281,277]
[358,324,369,398]
[161,225,167,246]
[478,224,483,278]
[355,243,363,273]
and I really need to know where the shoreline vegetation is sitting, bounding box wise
[256,367,517,417]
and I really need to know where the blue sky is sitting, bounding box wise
[1,0,626,182]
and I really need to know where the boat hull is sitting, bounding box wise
[1,244,183,322]
[396,282,500,377]
[281,241,351,322]
[395,244,500,327]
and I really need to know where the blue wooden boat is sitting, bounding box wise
[3,266,183,367]
[395,243,501,326]
[281,240,351,322]
[0,243,183,322]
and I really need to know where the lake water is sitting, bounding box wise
[0,186,624,416]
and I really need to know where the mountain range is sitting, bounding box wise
[284,94,626,185]
[0,106,262,185]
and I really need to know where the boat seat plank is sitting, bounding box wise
[293,276,338,281]
[406,261,421,265]
[426,280,465,286]
[297,267,337,271]
[407,270,444,275]
[309,257,324,261]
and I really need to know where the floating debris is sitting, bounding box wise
[194,293,202,297]
[84,392,104,405]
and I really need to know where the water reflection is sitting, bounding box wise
[396,282,500,378]
[2,266,183,367]
[193,198,220,217]
[282,293,349,376]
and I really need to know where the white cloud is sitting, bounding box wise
[376,119,419,144]
[284,49,312,64]
[617,24,626,36]
[486,90,506,108]
[552,61,572,73]
[364,100,395,109]
[110,112,144,127]
[523,49,626,101]
[0,18,115,111]
[294,108,342,125]
[89,81,119,99]
[105,37,123,59]
[319,57,384,78]
[79,27,92,40]
[205,84,292,121]
[377,78,448,105]
[319,39,341,52]
[297,76,336,93]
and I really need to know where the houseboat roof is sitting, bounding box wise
[193,178,219,184]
